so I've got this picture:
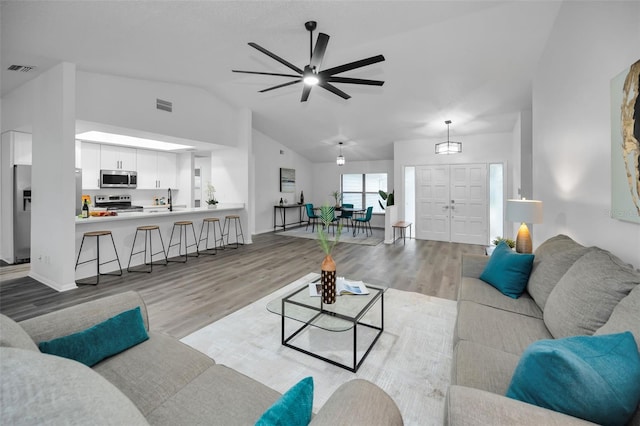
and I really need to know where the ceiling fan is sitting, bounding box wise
[232,21,385,102]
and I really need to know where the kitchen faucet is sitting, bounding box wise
[168,188,172,212]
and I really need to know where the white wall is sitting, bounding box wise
[76,71,236,146]
[252,129,313,234]
[394,132,514,237]
[532,1,640,267]
[312,159,394,229]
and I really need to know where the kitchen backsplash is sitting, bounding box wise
[81,189,179,207]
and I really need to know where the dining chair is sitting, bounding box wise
[305,203,320,232]
[354,206,374,237]
[338,203,354,231]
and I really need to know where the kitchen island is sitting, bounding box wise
[75,204,246,281]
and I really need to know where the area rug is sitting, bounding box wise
[278,226,384,246]
[181,273,457,425]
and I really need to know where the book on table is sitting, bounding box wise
[308,277,370,297]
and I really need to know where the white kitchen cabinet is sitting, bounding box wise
[136,149,176,189]
[81,142,101,189]
[12,132,32,165]
[156,151,177,189]
[100,144,136,170]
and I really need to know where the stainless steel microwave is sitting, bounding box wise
[100,170,137,189]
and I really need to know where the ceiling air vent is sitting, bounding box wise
[156,98,172,112]
[8,65,36,72]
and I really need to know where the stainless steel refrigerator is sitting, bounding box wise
[13,165,31,264]
[12,166,82,264]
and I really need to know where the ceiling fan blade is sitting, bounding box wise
[248,42,303,74]
[259,79,301,93]
[326,76,385,86]
[309,33,329,69]
[320,54,385,76]
[301,85,312,102]
[232,70,301,78]
[319,82,351,100]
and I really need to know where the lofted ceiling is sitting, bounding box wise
[0,0,562,162]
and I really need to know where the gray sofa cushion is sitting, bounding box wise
[146,364,281,425]
[446,386,597,426]
[310,379,403,426]
[19,291,150,343]
[1,347,148,425]
[0,314,38,351]
[544,248,640,339]
[93,331,215,416]
[596,284,640,350]
[458,277,542,319]
[527,236,588,310]
[451,340,520,395]
[454,301,552,355]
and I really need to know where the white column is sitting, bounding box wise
[30,62,77,291]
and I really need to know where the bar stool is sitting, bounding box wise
[198,217,225,255]
[127,225,168,272]
[223,215,245,249]
[75,230,122,285]
[166,221,199,262]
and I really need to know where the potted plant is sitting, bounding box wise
[378,190,394,210]
[206,182,218,208]
[492,236,516,249]
[380,190,398,244]
[317,205,343,304]
[331,190,342,208]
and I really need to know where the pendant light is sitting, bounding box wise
[336,142,345,166]
[435,120,462,154]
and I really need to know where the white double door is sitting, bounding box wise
[415,164,488,245]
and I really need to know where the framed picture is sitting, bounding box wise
[280,168,295,193]
[611,59,640,224]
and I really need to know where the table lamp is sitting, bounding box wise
[506,199,543,253]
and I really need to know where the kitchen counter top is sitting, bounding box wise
[75,204,245,224]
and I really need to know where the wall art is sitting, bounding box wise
[280,168,295,193]
[611,59,640,224]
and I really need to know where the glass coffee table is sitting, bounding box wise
[266,274,386,372]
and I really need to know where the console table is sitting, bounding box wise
[273,204,306,231]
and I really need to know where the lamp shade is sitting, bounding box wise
[506,199,543,224]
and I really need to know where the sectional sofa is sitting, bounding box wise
[447,234,640,425]
[0,291,403,425]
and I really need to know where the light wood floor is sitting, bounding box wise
[0,232,484,339]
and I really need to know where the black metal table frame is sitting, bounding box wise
[279,284,384,373]
[273,204,306,232]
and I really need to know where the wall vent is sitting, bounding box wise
[156,98,172,112]
[8,65,36,72]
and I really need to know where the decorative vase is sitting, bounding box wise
[321,254,337,304]
[207,204,217,209]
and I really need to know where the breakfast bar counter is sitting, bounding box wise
[74,204,246,281]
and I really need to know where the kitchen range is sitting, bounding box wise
[94,195,144,212]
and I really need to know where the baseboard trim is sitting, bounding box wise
[28,271,77,292]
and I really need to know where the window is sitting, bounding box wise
[341,173,387,213]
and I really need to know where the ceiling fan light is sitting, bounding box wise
[303,65,319,86]
[303,74,319,85]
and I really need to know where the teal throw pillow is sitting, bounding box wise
[256,376,313,426]
[480,241,534,298]
[506,332,640,426]
[38,307,149,367]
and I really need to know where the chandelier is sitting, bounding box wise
[435,120,462,154]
